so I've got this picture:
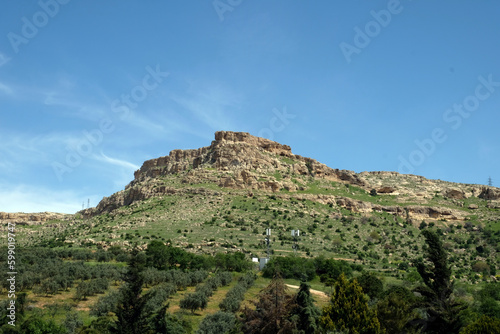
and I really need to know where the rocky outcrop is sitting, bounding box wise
[132,131,366,188]
[133,131,293,181]
[86,183,220,217]
[271,193,467,221]
[0,212,68,226]
[479,187,500,200]
[359,171,492,201]
[445,188,466,200]
[377,187,396,194]
[334,198,466,221]
[87,131,372,216]
[86,131,499,218]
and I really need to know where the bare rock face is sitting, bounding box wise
[358,171,490,202]
[479,187,500,200]
[333,197,466,221]
[377,186,396,194]
[133,131,366,189]
[0,212,68,226]
[445,188,466,200]
[133,131,293,180]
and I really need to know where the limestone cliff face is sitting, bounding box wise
[132,131,364,186]
[87,131,498,220]
[133,131,289,179]
[88,131,366,216]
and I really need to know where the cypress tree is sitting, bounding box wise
[319,273,381,334]
[414,230,466,334]
[290,282,320,334]
[111,250,150,334]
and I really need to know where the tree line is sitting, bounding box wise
[247,230,500,334]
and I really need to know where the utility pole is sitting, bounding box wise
[265,228,271,260]
[291,229,300,254]
[488,176,493,186]
[87,198,90,209]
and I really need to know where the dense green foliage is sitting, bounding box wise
[0,247,122,295]
[145,240,216,270]
[319,273,382,334]
[111,250,160,334]
[262,255,317,281]
[460,315,500,334]
[0,227,498,334]
[376,286,422,333]
[262,254,357,282]
[289,282,321,334]
[357,272,383,300]
[196,311,236,334]
[214,252,253,272]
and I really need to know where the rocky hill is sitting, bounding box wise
[5,131,499,283]
[83,131,499,224]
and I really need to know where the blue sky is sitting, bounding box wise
[1,1,499,213]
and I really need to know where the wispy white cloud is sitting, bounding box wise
[119,110,167,135]
[0,53,10,67]
[0,131,101,184]
[0,74,107,121]
[0,183,87,214]
[0,132,79,163]
[91,152,140,189]
[94,152,140,171]
[0,133,52,168]
[170,81,242,131]
[151,111,207,140]
[0,160,16,175]
[0,73,76,102]
[43,91,109,121]
[0,81,13,95]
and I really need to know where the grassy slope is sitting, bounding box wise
[12,171,499,285]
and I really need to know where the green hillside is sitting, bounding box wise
[1,131,499,333]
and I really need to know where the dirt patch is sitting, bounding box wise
[331,257,357,262]
[285,284,329,299]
